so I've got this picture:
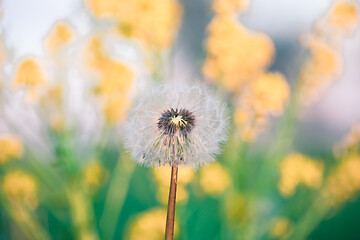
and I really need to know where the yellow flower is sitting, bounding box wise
[278,153,323,197]
[326,1,359,35]
[300,36,340,105]
[247,72,289,115]
[199,162,231,195]
[224,193,246,224]
[86,0,182,50]
[212,0,251,14]
[2,170,38,209]
[13,58,46,87]
[234,72,289,142]
[45,21,74,55]
[86,37,134,124]
[153,166,195,204]
[125,208,178,240]
[83,160,108,190]
[322,154,360,207]
[0,134,24,164]
[269,217,293,239]
[203,14,274,92]
[334,121,360,156]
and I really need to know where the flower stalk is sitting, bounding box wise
[165,165,178,240]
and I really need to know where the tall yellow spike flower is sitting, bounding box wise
[45,21,74,55]
[0,134,24,164]
[203,14,274,92]
[334,121,360,156]
[322,153,360,207]
[234,72,290,141]
[86,37,134,123]
[85,0,183,50]
[13,58,46,87]
[2,170,38,209]
[278,153,324,197]
[212,0,251,14]
[300,36,341,105]
[324,0,359,36]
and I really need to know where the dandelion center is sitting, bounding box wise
[157,108,195,137]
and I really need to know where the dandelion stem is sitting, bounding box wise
[165,165,178,240]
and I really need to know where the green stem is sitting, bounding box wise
[99,153,135,240]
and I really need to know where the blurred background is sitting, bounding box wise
[0,0,360,239]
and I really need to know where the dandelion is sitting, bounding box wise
[123,82,228,240]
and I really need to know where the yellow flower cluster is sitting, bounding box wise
[322,154,360,207]
[212,0,251,14]
[199,162,231,195]
[125,208,178,240]
[83,160,108,191]
[268,217,293,239]
[86,37,134,124]
[234,72,290,141]
[323,1,359,36]
[85,0,182,50]
[13,58,47,101]
[300,36,341,106]
[278,153,324,197]
[300,1,359,105]
[153,166,194,204]
[203,14,274,92]
[0,134,23,164]
[45,21,74,55]
[334,121,360,156]
[2,170,38,209]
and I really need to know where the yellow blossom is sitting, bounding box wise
[0,134,24,164]
[212,0,251,14]
[86,0,182,50]
[234,72,289,142]
[322,154,360,207]
[2,170,38,209]
[86,37,134,123]
[278,153,324,197]
[269,217,293,239]
[203,14,274,92]
[13,58,46,87]
[246,72,289,115]
[199,162,231,195]
[326,1,359,35]
[83,160,108,190]
[300,36,341,105]
[125,208,178,240]
[334,121,360,156]
[45,21,74,55]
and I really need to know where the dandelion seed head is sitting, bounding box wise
[123,82,228,168]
